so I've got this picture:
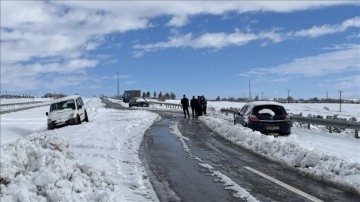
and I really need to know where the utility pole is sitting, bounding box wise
[339,90,343,112]
[117,72,120,97]
[287,89,290,103]
[248,80,252,101]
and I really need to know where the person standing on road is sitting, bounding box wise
[181,94,190,118]
[200,95,207,115]
[197,96,203,117]
[190,95,198,119]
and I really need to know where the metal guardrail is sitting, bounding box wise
[291,115,360,138]
[147,101,183,109]
[220,108,239,114]
[0,101,50,115]
[220,108,360,139]
[0,101,44,107]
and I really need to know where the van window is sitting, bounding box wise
[76,98,82,109]
[78,97,84,106]
[50,99,75,112]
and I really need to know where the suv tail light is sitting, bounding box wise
[249,115,259,121]
[284,115,291,122]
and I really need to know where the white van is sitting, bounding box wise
[46,95,89,130]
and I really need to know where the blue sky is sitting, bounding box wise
[1,1,359,100]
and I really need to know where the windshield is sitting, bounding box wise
[253,105,287,116]
[50,99,76,112]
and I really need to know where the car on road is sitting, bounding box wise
[46,95,89,130]
[128,97,149,107]
[234,101,291,135]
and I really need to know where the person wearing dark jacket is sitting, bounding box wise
[196,96,203,117]
[200,95,207,115]
[190,96,198,119]
[181,94,190,118]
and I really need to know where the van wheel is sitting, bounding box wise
[75,115,81,125]
[84,111,89,122]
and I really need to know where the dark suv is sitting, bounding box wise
[128,97,149,107]
[234,101,291,135]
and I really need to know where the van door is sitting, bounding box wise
[76,98,85,120]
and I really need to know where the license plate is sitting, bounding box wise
[267,126,279,130]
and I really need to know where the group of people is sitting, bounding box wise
[181,94,207,119]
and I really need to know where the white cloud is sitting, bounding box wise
[1,1,359,91]
[336,75,360,90]
[244,45,360,77]
[133,15,358,55]
[44,75,89,90]
[101,74,129,80]
[1,1,152,91]
[133,30,284,53]
[317,75,360,99]
[1,59,98,90]
[293,16,360,38]
[107,60,119,64]
[167,15,189,27]
[321,43,358,50]
[125,81,139,85]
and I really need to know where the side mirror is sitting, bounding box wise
[46,112,48,116]
[78,105,82,109]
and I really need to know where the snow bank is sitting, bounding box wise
[0,133,119,201]
[1,98,161,202]
[200,112,360,194]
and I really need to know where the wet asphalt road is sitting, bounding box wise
[103,99,359,202]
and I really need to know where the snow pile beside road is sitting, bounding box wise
[0,133,119,201]
[1,98,161,201]
[200,115,360,194]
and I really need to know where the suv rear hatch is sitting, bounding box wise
[252,105,288,121]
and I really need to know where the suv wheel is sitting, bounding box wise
[84,110,89,122]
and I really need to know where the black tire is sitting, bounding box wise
[84,110,89,122]
[74,115,81,125]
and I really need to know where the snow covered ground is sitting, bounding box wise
[1,98,160,201]
[1,98,359,201]
[0,98,52,113]
[0,98,52,105]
